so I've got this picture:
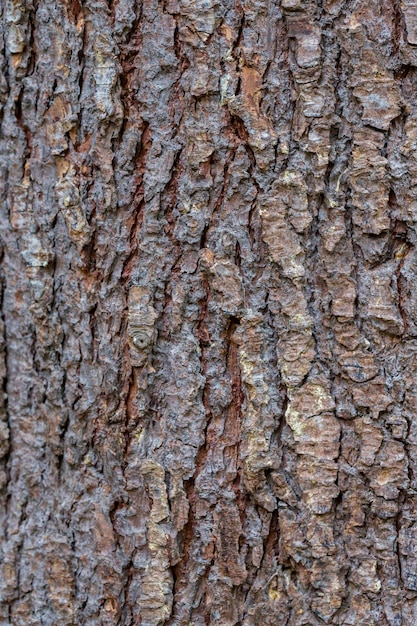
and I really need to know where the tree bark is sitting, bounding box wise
[0,0,416,624]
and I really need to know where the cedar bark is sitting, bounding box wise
[0,0,416,624]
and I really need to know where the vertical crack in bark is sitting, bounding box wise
[226,314,243,501]
[0,254,11,527]
[121,122,151,283]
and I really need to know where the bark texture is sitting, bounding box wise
[1,0,417,624]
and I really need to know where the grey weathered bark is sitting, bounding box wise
[1,0,417,624]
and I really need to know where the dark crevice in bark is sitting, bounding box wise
[391,0,406,55]
[195,275,211,454]
[202,147,237,248]
[231,10,245,62]
[124,366,139,435]
[14,87,32,154]
[225,314,243,485]
[276,383,289,454]
[162,147,183,241]
[121,122,151,283]
[169,476,198,625]
[0,255,11,502]
[247,191,262,258]
[394,491,406,587]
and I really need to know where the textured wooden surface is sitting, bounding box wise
[1,0,417,624]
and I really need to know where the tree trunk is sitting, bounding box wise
[1,0,416,624]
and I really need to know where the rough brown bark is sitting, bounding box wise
[1,0,417,624]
